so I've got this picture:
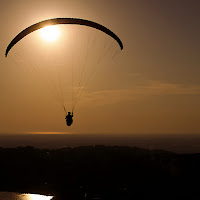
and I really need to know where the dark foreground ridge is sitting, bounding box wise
[0,145,200,199]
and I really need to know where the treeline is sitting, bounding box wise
[0,145,200,199]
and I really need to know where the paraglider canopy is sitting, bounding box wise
[5,18,123,57]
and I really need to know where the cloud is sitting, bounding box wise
[81,78,200,106]
[134,80,200,95]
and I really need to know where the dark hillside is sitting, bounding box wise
[0,146,200,199]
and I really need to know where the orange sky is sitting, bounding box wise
[0,0,200,135]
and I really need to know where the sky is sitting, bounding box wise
[0,0,200,151]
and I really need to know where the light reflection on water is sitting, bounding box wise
[0,192,54,200]
[19,193,54,200]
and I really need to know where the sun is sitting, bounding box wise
[40,25,60,42]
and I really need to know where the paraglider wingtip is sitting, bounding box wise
[5,50,8,57]
[120,43,124,50]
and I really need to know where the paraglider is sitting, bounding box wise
[65,112,73,126]
[5,18,123,126]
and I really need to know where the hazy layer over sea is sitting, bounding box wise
[0,133,200,153]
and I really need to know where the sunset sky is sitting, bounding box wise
[0,0,200,139]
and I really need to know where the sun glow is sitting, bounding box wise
[40,25,60,42]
